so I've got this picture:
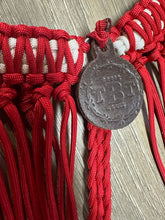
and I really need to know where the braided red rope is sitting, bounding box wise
[0,0,164,219]
[88,124,111,220]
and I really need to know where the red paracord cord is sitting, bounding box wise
[0,0,164,219]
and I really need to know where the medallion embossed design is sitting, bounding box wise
[77,39,143,130]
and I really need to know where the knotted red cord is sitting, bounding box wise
[32,84,59,220]
[52,35,89,220]
[0,29,41,219]
[3,92,42,220]
[0,86,35,220]
[1,26,43,219]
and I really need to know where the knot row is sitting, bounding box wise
[0,22,71,40]
[0,72,79,86]
[19,83,53,113]
[19,80,72,113]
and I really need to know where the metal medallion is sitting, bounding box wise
[77,39,143,130]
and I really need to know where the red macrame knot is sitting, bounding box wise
[0,22,11,36]
[32,84,53,103]
[123,51,139,63]
[154,32,165,43]
[161,46,165,57]
[130,3,146,18]
[53,81,71,101]
[3,73,24,85]
[34,26,52,40]
[148,43,164,62]
[19,85,33,113]
[46,72,65,84]
[87,19,110,49]
[13,24,33,38]
[46,72,78,85]
[65,73,78,85]
[52,29,70,40]
[26,74,45,85]
[76,36,90,53]
[122,51,143,65]
[109,26,121,42]
[115,0,150,33]
[139,0,150,8]
[116,13,133,32]
[133,56,148,70]
[0,87,17,108]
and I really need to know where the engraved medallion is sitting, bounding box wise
[77,39,143,130]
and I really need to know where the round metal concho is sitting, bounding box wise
[77,58,143,130]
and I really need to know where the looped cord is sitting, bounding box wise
[0,85,41,220]
[87,19,110,48]
[32,83,53,102]
[148,42,163,61]
[53,77,79,220]
[51,35,85,220]
[0,87,17,107]
[32,84,59,220]
[54,81,71,101]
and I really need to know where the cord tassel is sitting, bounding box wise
[32,98,51,220]
[134,62,165,182]
[32,84,59,220]
[4,91,41,220]
[53,84,78,220]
